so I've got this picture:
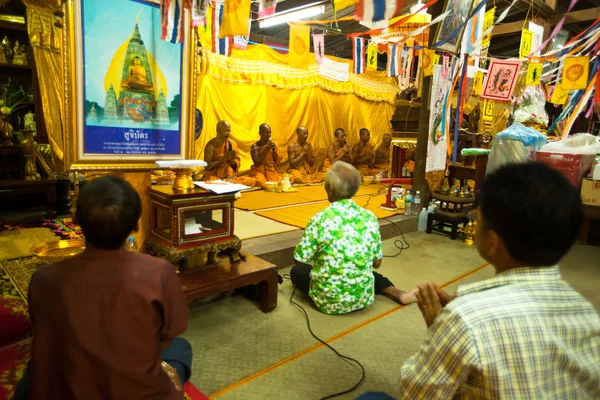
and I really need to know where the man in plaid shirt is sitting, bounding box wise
[398,163,600,399]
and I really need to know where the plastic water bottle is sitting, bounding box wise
[418,207,428,232]
[428,200,437,213]
[125,236,138,252]
[413,191,422,215]
[404,192,413,215]
[228,176,234,184]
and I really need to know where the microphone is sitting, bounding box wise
[228,139,232,153]
[268,137,276,151]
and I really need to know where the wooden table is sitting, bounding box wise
[0,179,57,219]
[179,252,278,313]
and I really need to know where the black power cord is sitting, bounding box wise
[383,216,410,258]
[283,275,366,399]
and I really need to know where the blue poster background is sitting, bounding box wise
[81,0,183,156]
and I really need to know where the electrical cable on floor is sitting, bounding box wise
[282,274,366,399]
[362,187,387,209]
[383,217,410,258]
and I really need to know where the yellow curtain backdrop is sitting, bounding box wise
[196,45,397,173]
[23,0,65,171]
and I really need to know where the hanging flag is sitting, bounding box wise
[160,0,185,43]
[219,0,251,38]
[367,45,378,71]
[289,24,311,69]
[479,7,495,68]
[441,55,449,79]
[473,71,484,96]
[387,44,400,77]
[191,0,209,27]
[212,3,232,56]
[562,56,590,90]
[258,0,277,18]
[352,37,366,74]
[355,0,405,23]
[519,29,533,59]
[550,83,570,105]
[334,0,357,12]
[313,34,325,64]
[423,49,435,76]
[527,63,543,86]
[233,13,252,51]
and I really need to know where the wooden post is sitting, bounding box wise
[413,0,445,202]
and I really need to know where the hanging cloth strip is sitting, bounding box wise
[528,0,580,57]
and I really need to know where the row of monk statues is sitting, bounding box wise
[200,121,394,188]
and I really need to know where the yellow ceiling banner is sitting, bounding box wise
[519,29,533,59]
[334,0,357,12]
[473,71,484,96]
[219,0,251,38]
[550,83,570,105]
[366,45,378,71]
[526,62,543,86]
[289,24,312,69]
[423,49,435,77]
[562,56,590,90]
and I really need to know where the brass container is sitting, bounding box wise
[21,129,40,180]
[459,221,476,246]
[31,239,86,262]
[172,168,195,192]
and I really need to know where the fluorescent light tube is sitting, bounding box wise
[259,5,325,29]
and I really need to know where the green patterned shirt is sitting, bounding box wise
[294,199,383,315]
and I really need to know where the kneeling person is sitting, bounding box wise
[249,123,289,187]
[291,161,416,315]
[287,126,325,184]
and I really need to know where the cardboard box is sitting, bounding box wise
[581,179,600,207]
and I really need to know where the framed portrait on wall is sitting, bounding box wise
[431,0,475,54]
[63,0,196,171]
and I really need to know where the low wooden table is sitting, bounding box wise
[0,179,57,219]
[179,252,278,313]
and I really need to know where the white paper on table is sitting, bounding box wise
[184,217,203,235]
[156,160,207,168]
[193,180,250,194]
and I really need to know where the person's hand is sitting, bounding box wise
[226,150,237,160]
[343,143,351,153]
[434,284,456,307]
[415,282,444,328]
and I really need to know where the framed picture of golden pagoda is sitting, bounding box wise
[64,0,196,170]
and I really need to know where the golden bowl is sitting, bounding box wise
[30,239,86,263]
[265,181,278,192]
[362,176,375,185]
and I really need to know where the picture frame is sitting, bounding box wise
[481,59,522,102]
[63,0,196,171]
[431,0,475,54]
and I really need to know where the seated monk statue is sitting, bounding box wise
[201,121,256,187]
[351,128,380,177]
[121,56,153,91]
[373,133,393,178]
[323,128,352,171]
[248,123,291,188]
[287,126,325,184]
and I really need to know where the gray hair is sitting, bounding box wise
[325,161,360,200]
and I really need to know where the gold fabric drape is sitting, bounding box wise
[196,46,396,173]
[24,1,65,169]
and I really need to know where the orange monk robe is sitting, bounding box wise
[287,157,325,184]
[352,143,381,177]
[201,140,257,187]
[323,147,351,172]
[248,145,292,187]
[372,147,391,178]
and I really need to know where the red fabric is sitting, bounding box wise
[184,382,210,400]
[0,298,31,348]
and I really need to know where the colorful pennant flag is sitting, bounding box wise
[550,83,570,105]
[519,29,533,59]
[160,0,185,43]
[526,63,543,86]
[190,0,209,27]
[334,0,357,12]
[289,24,311,69]
[219,0,251,38]
[352,38,366,74]
[313,34,325,65]
[212,3,233,56]
[355,0,405,23]
[562,56,590,90]
[258,0,277,18]
[423,49,435,77]
[473,71,484,96]
[387,44,400,77]
[366,45,378,71]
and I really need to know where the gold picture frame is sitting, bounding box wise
[63,0,196,171]
[431,0,475,54]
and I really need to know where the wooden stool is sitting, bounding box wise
[179,252,278,313]
[427,193,473,240]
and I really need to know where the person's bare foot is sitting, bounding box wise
[382,287,418,305]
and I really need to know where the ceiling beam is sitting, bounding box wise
[549,7,600,25]
[492,21,523,35]
[518,0,554,19]
[544,0,557,11]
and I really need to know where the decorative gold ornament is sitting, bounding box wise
[565,64,584,82]
[21,129,41,180]
[459,221,476,246]
[172,167,195,192]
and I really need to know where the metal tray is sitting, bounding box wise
[30,239,86,262]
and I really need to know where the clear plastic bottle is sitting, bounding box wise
[228,175,234,184]
[418,207,428,231]
[404,191,413,215]
[125,236,138,252]
[413,191,422,215]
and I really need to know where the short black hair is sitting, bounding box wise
[334,128,345,137]
[76,176,142,249]
[359,128,369,136]
[480,162,583,267]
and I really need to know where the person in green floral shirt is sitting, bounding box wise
[291,161,416,315]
